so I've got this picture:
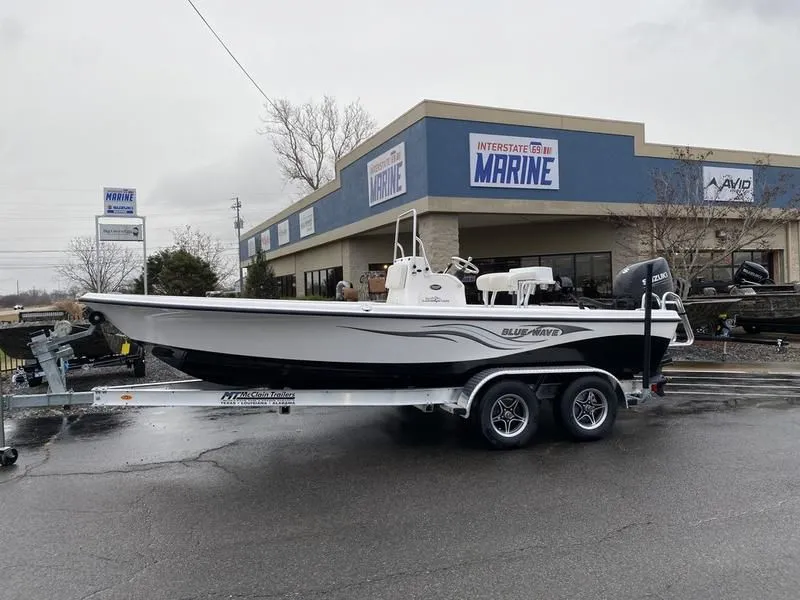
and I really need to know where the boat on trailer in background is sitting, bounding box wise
[2,209,695,466]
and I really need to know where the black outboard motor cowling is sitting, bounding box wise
[612,257,675,309]
[733,261,770,286]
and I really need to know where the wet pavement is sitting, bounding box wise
[1,396,799,600]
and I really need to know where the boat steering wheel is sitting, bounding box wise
[450,256,479,275]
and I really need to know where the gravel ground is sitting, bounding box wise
[670,328,800,363]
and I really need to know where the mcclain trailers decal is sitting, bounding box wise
[220,391,296,405]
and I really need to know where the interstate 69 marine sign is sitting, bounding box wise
[469,133,559,190]
[368,142,406,207]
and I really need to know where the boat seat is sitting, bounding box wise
[476,272,510,293]
[475,267,556,305]
[385,263,408,290]
[508,266,556,286]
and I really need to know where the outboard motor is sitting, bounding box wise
[612,257,675,309]
[733,261,770,286]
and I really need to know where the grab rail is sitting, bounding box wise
[640,291,694,347]
[393,208,418,262]
[663,291,694,347]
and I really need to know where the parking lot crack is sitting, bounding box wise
[595,519,656,544]
[690,496,797,527]
[5,441,241,480]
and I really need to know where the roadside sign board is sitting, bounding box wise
[103,187,137,216]
[98,223,143,242]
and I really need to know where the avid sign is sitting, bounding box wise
[368,142,406,207]
[703,166,754,203]
[469,133,560,190]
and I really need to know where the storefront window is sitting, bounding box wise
[691,250,774,284]
[466,252,613,303]
[303,266,343,298]
[277,274,296,298]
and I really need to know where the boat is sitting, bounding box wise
[689,261,800,334]
[79,210,691,390]
[679,297,743,335]
[0,309,117,361]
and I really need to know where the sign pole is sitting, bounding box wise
[142,216,148,295]
[95,215,102,293]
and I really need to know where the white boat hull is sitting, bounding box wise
[80,294,680,389]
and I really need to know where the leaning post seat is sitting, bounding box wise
[475,266,556,306]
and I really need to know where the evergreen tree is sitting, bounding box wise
[244,251,280,298]
[131,249,218,296]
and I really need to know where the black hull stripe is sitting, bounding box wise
[85,298,681,324]
[150,335,672,390]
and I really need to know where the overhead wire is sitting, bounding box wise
[185,0,270,101]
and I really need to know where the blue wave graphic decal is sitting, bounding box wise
[341,322,592,350]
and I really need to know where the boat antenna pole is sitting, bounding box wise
[642,262,653,400]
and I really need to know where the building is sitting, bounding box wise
[240,100,800,301]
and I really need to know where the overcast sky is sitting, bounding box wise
[1,0,799,295]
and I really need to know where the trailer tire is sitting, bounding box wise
[473,380,540,450]
[557,376,617,442]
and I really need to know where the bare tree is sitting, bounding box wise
[607,146,800,297]
[57,236,140,293]
[259,95,378,193]
[170,225,236,288]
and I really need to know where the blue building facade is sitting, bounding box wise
[241,101,800,263]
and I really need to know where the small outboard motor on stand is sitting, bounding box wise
[611,257,675,310]
[335,280,353,300]
[733,261,772,286]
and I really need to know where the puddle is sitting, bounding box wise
[64,410,132,438]
[4,414,66,448]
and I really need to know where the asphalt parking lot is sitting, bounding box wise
[1,396,799,600]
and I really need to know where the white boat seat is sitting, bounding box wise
[475,267,556,305]
[385,263,408,290]
[475,272,510,293]
[508,266,556,287]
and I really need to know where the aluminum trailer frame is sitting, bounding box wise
[1,365,665,466]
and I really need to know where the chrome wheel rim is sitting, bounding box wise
[490,394,529,438]
[571,388,609,431]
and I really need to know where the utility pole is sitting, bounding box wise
[232,197,244,294]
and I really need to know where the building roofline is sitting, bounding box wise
[242,99,800,239]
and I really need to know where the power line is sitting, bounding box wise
[185,0,270,101]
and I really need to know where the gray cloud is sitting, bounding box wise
[701,0,800,20]
[0,16,24,49]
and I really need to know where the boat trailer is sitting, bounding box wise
[2,366,671,467]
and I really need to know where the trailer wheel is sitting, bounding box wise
[557,376,617,442]
[0,447,18,467]
[133,359,146,378]
[473,380,540,450]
